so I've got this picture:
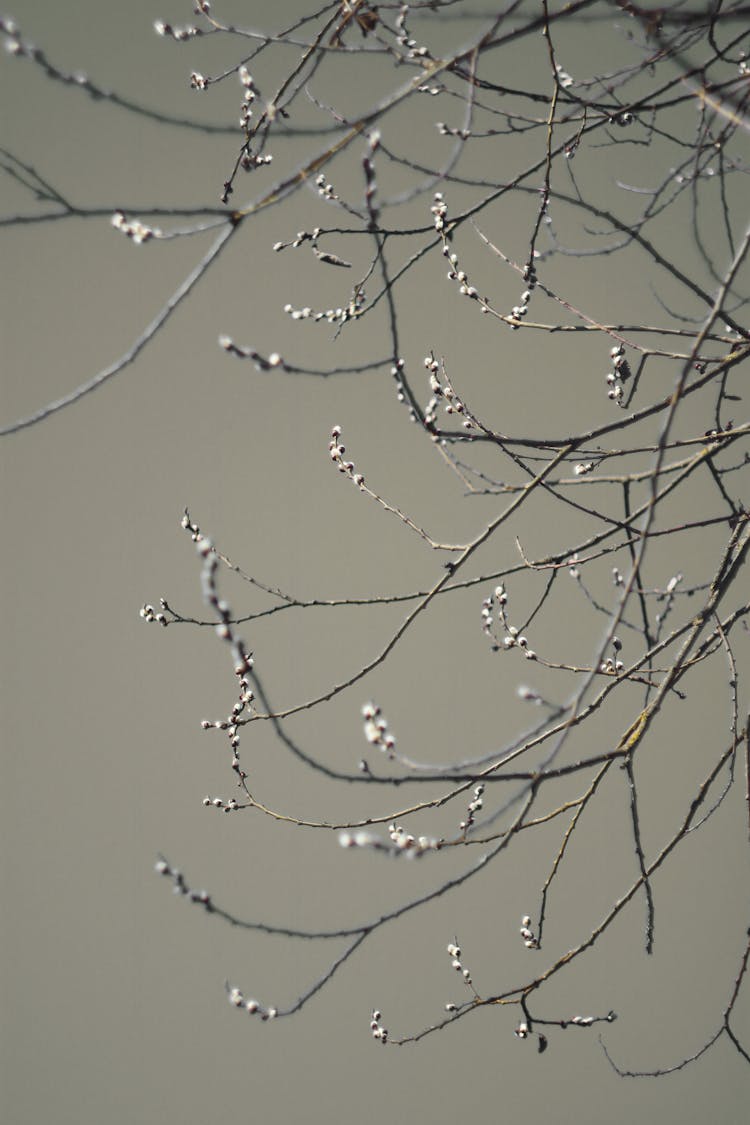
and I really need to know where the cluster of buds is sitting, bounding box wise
[431,195,490,313]
[481,582,506,637]
[509,286,533,324]
[564,1010,617,1028]
[330,426,366,489]
[238,65,256,131]
[180,510,199,539]
[282,287,365,326]
[218,335,285,370]
[154,857,212,909]
[2,18,38,59]
[573,461,595,476]
[431,192,448,233]
[519,915,539,949]
[315,173,338,201]
[189,72,208,90]
[459,784,484,834]
[508,260,537,327]
[555,62,575,89]
[388,824,441,854]
[370,1010,388,1044]
[423,355,476,430]
[275,229,352,267]
[446,941,477,996]
[223,51,274,183]
[611,110,635,126]
[444,250,481,302]
[200,710,253,732]
[240,150,273,172]
[605,344,631,401]
[273,227,320,251]
[200,674,254,769]
[153,19,202,40]
[600,635,624,675]
[436,121,470,139]
[482,585,537,661]
[362,700,394,755]
[111,211,163,244]
[202,795,240,812]
[226,983,277,1021]
[395,7,433,64]
[339,827,440,857]
[180,510,211,545]
[140,602,168,627]
[501,624,533,656]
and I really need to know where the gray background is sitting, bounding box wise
[2,2,748,1123]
